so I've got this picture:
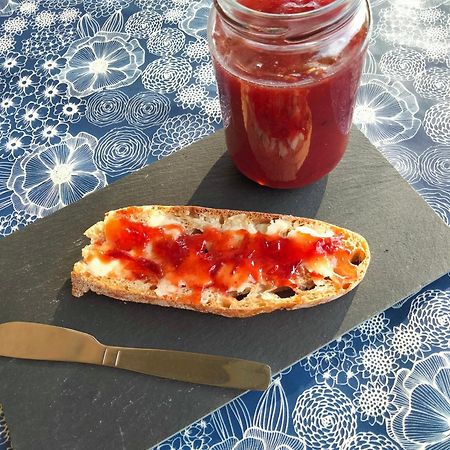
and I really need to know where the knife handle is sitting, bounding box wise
[100,346,271,391]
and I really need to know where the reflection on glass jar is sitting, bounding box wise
[208,0,371,189]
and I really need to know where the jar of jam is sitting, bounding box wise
[208,0,371,188]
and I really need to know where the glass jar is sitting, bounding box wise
[208,0,371,189]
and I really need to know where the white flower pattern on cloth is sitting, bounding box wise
[141,56,192,93]
[59,31,145,97]
[343,432,401,450]
[386,352,450,450]
[380,144,421,184]
[7,132,106,216]
[146,27,185,56]
[182,38,209,62]
[417,187,450,226]
[414,67,450,100]
[126,91,170,127]
[150,113,214,159]
[353,75,421,146]
[82,0,130,18]
[15,101,48,130]
[0,156,14,211]
[2,15,27,34]
[200,96,222,124]
[125,10,162,39]
[178,0,209,40]
[386,323,431,363]
[408,290,450,348]
[0,129,31,160]
[379,47,426,81]
[210,428,305,450]
[355,344,398,383]
[0,52,26,73]
[423,103,450,145]
[292,385,356,450]
[353,380,396,425]
[0,208,36,235]
[94,126,151,177]
[419,145,450,189]
[85,90,128,127]
[0,0,18,17]
[18,0,39,16]
[302,337,356,376]
[352,312,390,344]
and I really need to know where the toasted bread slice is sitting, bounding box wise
[71,205,370,318]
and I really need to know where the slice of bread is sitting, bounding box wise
[71,205,370,318]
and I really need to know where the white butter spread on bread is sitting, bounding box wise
[72,205,370,318]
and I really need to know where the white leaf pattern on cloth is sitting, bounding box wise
[210,398,251,440]
[253,378,289,433]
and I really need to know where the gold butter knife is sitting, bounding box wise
[0,322,271,391]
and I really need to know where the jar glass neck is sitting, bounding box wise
[214,0,363,43]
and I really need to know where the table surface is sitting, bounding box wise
[0,0,449,449]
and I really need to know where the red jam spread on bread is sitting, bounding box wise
[85,211,359,304]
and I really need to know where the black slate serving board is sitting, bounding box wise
[1,128,449,450]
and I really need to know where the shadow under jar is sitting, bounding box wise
[208,0,371,189]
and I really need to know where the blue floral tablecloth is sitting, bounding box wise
[0,0,449,448]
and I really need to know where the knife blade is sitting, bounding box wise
[0,322,271,390]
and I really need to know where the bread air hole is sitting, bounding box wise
[272,286,296,298]
[302,280,316,291]
[351,249,365,266]
[191,228,203,235]
[222,298,232,307]
[229,290,250,301]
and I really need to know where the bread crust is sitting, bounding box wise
[71,205,370,318]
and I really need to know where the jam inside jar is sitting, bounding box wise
[208,0,371,188]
